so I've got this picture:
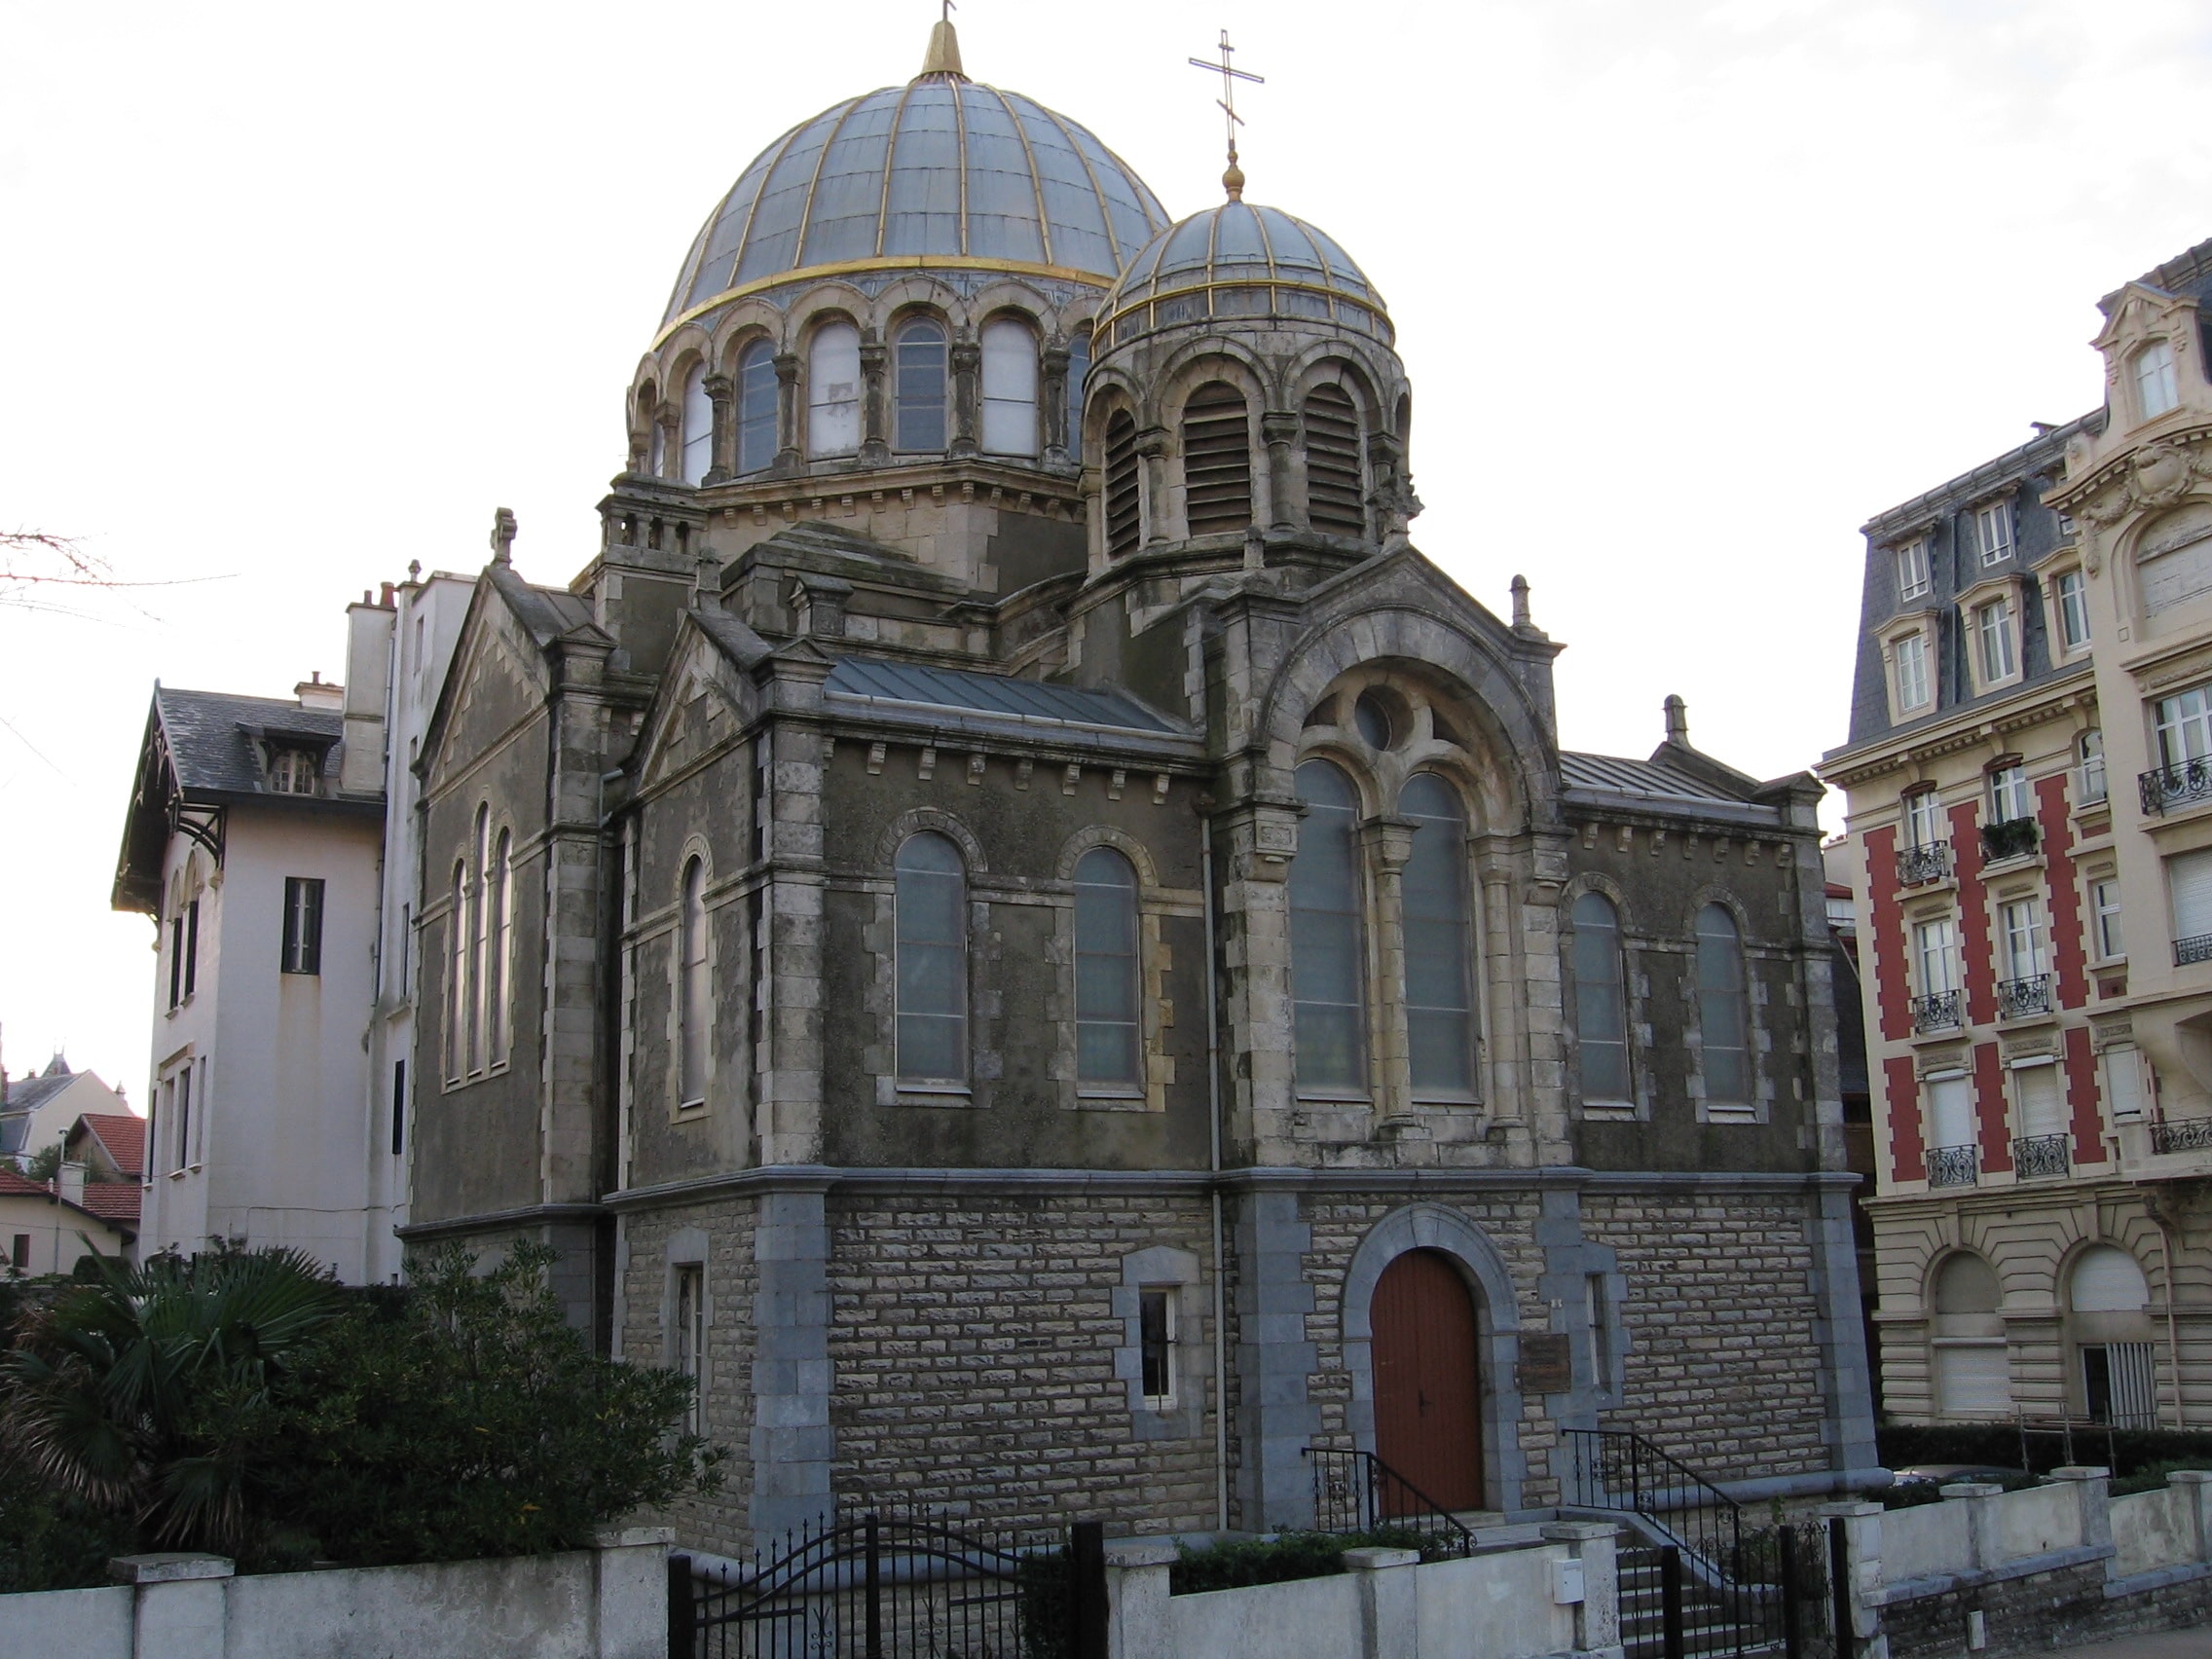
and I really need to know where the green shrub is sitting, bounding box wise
[1878,1421,2212,1481]
[1168,1526,1444,1596]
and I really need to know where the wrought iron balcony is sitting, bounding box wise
[1980,816,2040,862]
[1996,974,2052,1019]
[2178,934,2212,967]
[2141,759,2212,817]
[1929,1144,1980,1188]
[2151,1116,2212,1155]
[2013,1133,2072,1179]
[1909,990,1963,1033]
[1897,842,1953,886]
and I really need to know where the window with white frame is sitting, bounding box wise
[2167,846,2212,955]
[2136,338,2179,420]
[2001,899,2046,981]
[1928,1072,1974,1154]
[1974,499,2015,566]
[2091,877,2124,960]
[1974,597,2017,683]
[1695,903,1751,1107]
[2079,729,2107,805]
[1571,891,1631,1104]
[268,747,319,794]
[680,363,714,486]
[979,317,1039,457]
[1988,763,2032,825]
[2103,1044,2146,1120]
[2155,683,2212,767]
[1073,846,1141,1087]
[2053,569,2090,652]
[1288,759,1367,1093]
[1914,916,1958,995]
[2013,1058,2063,1140]
[806,321,862,457]
[281,877,324,976]
[894,832,968,1083]
[1895,538,1932,602]
[1894,630,1933,713]
[1905,789,1945,851]
[1138,1286,1177,1409]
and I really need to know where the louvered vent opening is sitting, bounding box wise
[1105,412,1140,558]
[1182,382,1252,536]
[1304,386,1366,536]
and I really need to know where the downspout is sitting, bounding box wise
[2154,1211,2188,1428]
[1201,811,1231,1532]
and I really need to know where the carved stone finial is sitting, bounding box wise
[489,507,518,566]
[1664,693,1688,746]
[407,560,422,582]
[1510,574,1531,629]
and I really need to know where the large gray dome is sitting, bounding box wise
[1097,201,1390,350]
[660,74,1169,336]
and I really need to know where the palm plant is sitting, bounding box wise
[0,1245,345,1555]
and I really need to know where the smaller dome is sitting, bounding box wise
[1097,202,1391,351]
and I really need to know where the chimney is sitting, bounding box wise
[57,1161,86,1209]
[1664,694,1689,747]
[295,671,346,711]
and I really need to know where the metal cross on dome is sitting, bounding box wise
[1189,29,1264,198]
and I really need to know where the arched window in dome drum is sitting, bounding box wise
[981,318,1040,457]
[1182,382,1252,535]
[1400,774,1476,1096]
[1304,385,1366,535]
[736,342,777,474]
[1289,759,1365,1091]
[894,319,947,453]
[1105,412,1140,557]
[1064,332,1090,463]
[807,321,862,457]
[680,365,714,487]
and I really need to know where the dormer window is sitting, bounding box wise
[1973,499,2014,567]
[2135,338,2179,420]
[2052,568,2090,653]
[1895,537,1931,602]
[1974,597,2017,683]
[268,747,319,794]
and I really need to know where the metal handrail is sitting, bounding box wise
[1304,1446,1480,1557]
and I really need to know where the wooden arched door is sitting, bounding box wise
[1371,1248,1484,1513]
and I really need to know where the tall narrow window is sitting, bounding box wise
[2001,899,2046,981]
[1905,789,1944,851]
[1304,385,1365,535]
[1974,499,2014,566]
[679,858,709,1105]
[446,861,468,1080]
[1894,631,1931,712]
[1915,916,1958,995]
[736,340,777,474]
[2155,683,2212,767]
[807,321,862,457]
[281,877,324,976]
[467,807,490,1073]
[1400,774,1476,1096]
[1064,330,1090,462]
[643,383,663,476]
[895,832,968,1082]
[173,1065,192,1172]
[980,317,1039,457]
[2079,728,2107,805]
[1974,598,2016,683]
[1104,411,1140,556]
[1895,538,1931,602]
[1696,903,1750,1106]
[2136,339,2179,420]
[1931,1250,2009,1415]
[2091,878,2124,960]
[1988,763,2032,824]
[680,363,713,486]
[2053,569,2090,651]
[894,318,947,452]
[1571,892,1630,1103]
[183,899,200,998]
[488,830,512,1060]
[1288,760,1366,1092]
[1138,1287,1176,1409]
[674,1264,705,1435]
[1073,847,1140,1086]
[390,1059,407,1158]
[1181,382,1252,535]
[168,911,185,1010]
[1586,1272,1613,1387]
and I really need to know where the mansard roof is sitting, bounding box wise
[152,687,344,797]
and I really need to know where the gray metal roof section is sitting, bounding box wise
[1561,752,1748,807]
[826,658,1181,736]
[156,687,343,797]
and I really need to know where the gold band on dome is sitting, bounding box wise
[651,256,1121,349]
[1095,276,1391,349]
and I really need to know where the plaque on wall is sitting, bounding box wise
[1517,1333,1573,1395]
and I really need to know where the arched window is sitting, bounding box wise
[807,321,862,457]
[980,317,1039,457]
[467,806,491,1075]
[2069,1244,2156,1427]
[446,859,468,1081]
[1400,774,1475,1095]
[488,829,512,1058]
[2136,339,2179,420]
[896,832,968,1082]
[1571,892,1629,1102]
[1932,1251,2010,1417]
[1104,411,1140,557]
[1064,330,1091,462]
[1182,381,1251,535]
[1289,759,1365,1091]
[1074,847,1140,1086]
[679,857,709,1104]
[1304,384,1365,535]
[680,363,714,486]
[894,318,947,453]
[736,340,777,474]
[1696,903,1750,1105]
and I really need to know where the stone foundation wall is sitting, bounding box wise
[1885,1561,2212,1659]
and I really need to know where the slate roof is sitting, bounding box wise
[1,1068,79,1120]
[825,658,1181,735]
[155,686,344,797]
[489,564,599,648]
[73,1113,145,1180]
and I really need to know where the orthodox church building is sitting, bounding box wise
[139,21,1874,1546]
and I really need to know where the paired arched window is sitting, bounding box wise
[894,318,948,453]
[1696,903,1750,1105]
[1571,892,1630,1102]
[447,808,513,1083]
[895,832,968,1082]
[1104,411,1140,556]
[680,364,714,486]
[736,341,777,474]
[1074,847,1140,1085]
[1064,331,1091,462]
[1182,382,1252,535]
[1289,759,1365,1089]
[981,317,1039,457]
[807,321,862,457]
[1304,385,1365,536]
[1400,774,1476,1095]
[678,857,709,1104]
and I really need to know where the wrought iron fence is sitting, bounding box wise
[1909,990,1962,1033]
[1928,1144,1979,1188]
[1896,842,1952,887]
[672,1507,1099,1659]
[2152,1115,2212,1154]
[2140,759,2212,817]
[2177,934,2212,967]
[1304,1446,1479,1558]
[2012,1133,2071,1179]
[1996,974,2051,1019]
[1980,816,2040,862]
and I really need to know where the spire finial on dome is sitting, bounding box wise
[918,1,967,81]
[1188,29,1263,202]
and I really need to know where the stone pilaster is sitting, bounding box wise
[1261,409,1301,531]
[1808,1176,1880,1474]
[702,373,734,485]
[858,334,890,466]
[1361,815,1417,1123]
[1232,1183,1319,1530]
[1213,797,1302,1162]
[948,337,980,459]
[1134,425,1170,546]
[773,351,801,475]
[751,1181,833,1537]
[755,652,830,1166]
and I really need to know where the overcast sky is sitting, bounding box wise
[5,0,2210,1100]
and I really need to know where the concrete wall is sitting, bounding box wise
[0,1188,132,1274]
[0,1531,669,1659]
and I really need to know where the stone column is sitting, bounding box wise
[1476,845,1526,1125]
[1215,796,1303,1158]
[591,1527,678,1659]
[656,407,682,481]
[773,351,802,474]
[1134,425,1171,545]
[1541,1521,1621,1658]
[1041,342,1071,466]
[2049,1465,2114,1558]
[1815,1499,1886,1659]
[112,1553,234,1659]
[1344,1546,1419,1657]
[1102,1537,1178,1659]
[948,336,981,459]
[1809,1176,1880,1476]
[1232,1182,1320,1530]
[1261,409,1301,531]
[702,373,734,484]
[1361,815,1417,1124]
[858,333,890,465]
[1083,461,1108,573]
[751,1180,834,1538]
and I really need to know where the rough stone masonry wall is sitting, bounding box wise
[618,1194,758,1558]
[1583,1190,1827,1481]
[1885,1561,2212,1659]
[827,1190,1220,1533]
